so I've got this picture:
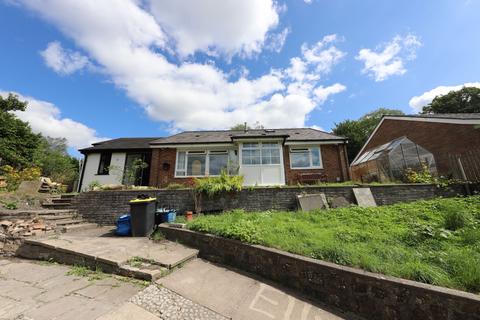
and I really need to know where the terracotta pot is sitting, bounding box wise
[185,211,193,221]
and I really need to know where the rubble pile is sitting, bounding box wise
[0,218,55,238]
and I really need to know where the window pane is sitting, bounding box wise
[271,156,280,164]
[209,153,228,175]
[291,151,310,168]
[176,152,186,170]
[243,143,259,149]
[242,149,260,165]
[311,147,321,167]
[175,170,186,177]
[98,152,112,175]
[187,154,206,176]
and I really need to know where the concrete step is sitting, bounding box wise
[35,209,78,216]
[17,236,199,282]
[61,223,98,233]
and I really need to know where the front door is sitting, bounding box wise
[239,142,285,186]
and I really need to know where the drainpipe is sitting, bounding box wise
[77,153,88,193]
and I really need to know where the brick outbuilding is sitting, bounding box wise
[351,113,480,181]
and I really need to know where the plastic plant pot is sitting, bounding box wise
[185,211,193,222]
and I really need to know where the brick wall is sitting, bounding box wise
[360,119,480,175]
[159,226,480,320]
[73,184,465,225]
[283,144,350,184]
[149,148,196,188]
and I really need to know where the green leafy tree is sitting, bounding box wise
[421,87,480,114]
[333,108,405,162]
[0,94,42,168]
[34,136,80,187]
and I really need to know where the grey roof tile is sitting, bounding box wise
[150,128,345,145]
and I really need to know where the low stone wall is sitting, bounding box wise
[158,225,480,320]
[73,184,466,225]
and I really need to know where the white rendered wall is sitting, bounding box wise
[80,152,126,191]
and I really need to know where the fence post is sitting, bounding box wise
[457,157,471,195]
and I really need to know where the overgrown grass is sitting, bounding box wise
[187,196,480,293]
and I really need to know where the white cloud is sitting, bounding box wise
[304,0,313,4]
[356,34,421,82]
[301,35,346,74]
[313,83,346,104]
[40,41,90,75]
[16,1,346,131]
[265,27,290,53]
[148,0,280,58]
[1,92,107,149]
[409,82,480,112]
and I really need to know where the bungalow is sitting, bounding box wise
[78,128,350,191]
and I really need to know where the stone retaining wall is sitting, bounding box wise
[158,225,480,320]
[73,184,465,225]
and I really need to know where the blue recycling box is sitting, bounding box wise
[116,214,131,236]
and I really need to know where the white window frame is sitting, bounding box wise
[175,150,231,178]
[241,142,281,166]
[289,146,323,169]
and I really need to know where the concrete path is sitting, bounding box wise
[157,259,355,320]
[0,258,149,320]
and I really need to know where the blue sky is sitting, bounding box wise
[1,0,479,155]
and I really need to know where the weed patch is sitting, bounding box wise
[187,196,480,293]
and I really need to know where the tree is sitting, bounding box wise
[421,87,480,114]
[0,94,42,168]
[230,121,264,130]
[333,108,405,163]
[34,136,79,187]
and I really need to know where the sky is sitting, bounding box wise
[1,0,480,156]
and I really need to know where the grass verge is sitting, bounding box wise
[187,196,480,293]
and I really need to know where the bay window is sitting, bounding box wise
[241,142,281,165]
[290,146,322,169]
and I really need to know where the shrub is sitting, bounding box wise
[1,201,18,210]
[194,170,243,197]
[0,165,41,191]
[165,183,189,190]
[88,180,101,191]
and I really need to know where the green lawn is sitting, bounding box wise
[187,196,480,293]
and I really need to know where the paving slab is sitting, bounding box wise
[97,302,161,320]
[0,258,145,320]
[158,259,355,320]
[352,188,377,207]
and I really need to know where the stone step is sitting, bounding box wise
[35,209,78,216]
[40,214,81,221]
[61,223,98,233]
[41,203,72,210]
[51,198,73,204]
[60,194,77,199]
[54,219,85,226]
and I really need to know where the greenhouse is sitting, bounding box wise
[351,136,437,183]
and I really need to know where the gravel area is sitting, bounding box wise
[131,284,227,320]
